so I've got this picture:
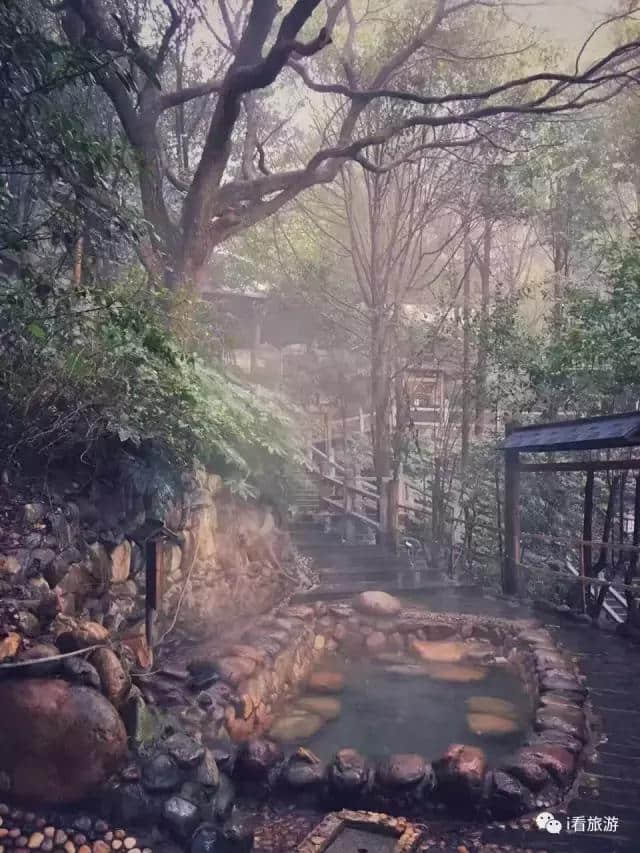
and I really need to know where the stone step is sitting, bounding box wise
[294,576,449,601]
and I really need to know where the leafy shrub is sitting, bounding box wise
[0,274,302,504]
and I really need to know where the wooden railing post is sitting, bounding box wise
[343,464,356,543]
[145,539,158,651]
[382,476,400,551]
[503,422,520,595]
[327,418,336,479]
[582,469,594,579]
[379,476,390,545]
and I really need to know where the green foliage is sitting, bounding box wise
[0,0,135,275]
[0,274,302,503]
[538,240,640,412]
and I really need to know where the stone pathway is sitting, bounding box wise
[0,804,151,853]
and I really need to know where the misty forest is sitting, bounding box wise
[3,1,640,852]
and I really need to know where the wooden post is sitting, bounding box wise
[353,455,363,516]
[582,469,594,578]
[321,412,329,476]
[379,476,390,546]
[624,474,640,625]
[503,423,520,595]
[578,537,587,614]
[343,464,356,543]
[593,475,621,619]
[145,538,158,651]
[328,418,336,479]
[306,429,314,470]
[386,476,400,551]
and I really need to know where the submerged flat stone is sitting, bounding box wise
[423,662,488,683]
[466,696,519,719]
[467,712,520,736]
[307,670,345,693]
[384,663,431,677]
[295,695,342,720]
[411,639,467,663]
[269,711,325,742]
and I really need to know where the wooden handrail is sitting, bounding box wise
[320,496,381,530]
[522,530,640,554]
[515,560,639,594]
[519,459,640,474]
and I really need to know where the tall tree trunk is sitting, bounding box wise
[72,233,84,287]
[370,310,391,491]
[475,215,492,437]
[624,475,640,631]
[551,177,570,325]
[461,235,472,476]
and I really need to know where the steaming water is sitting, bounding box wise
[301,657,531,764]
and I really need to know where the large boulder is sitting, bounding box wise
[53,615,109,650]
[91,647,130,707]
[236,738,283,779]
[165,732,206,769]
[488,770,534,818]
[517,745,575,786]
[282,750,325,790]
[354,591,402,618]
[0,632,20,662]
[162,796,201,841]
[0,678,126,804]
[60,656,102,691]
[534,706,586,742]
[377,754,428,789]
[327,748,370,797]
[501,751,552,792]
[142,752,182,792]
[17,643,62,678]
[434,744,487,807]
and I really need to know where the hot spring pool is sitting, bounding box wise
[271,654,532,765]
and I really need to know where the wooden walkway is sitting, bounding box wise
[480,615,640,852]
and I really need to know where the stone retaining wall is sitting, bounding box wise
[0,465,293,670]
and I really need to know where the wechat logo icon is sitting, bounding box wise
[536,812,563,834]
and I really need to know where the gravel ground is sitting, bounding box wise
[0,804,151,853]
[0,799,550,853]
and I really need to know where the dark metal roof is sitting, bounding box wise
[504,411,640,453]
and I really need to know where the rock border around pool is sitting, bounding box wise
[194,592,593,821]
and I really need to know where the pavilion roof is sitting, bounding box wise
[504,411,640,453]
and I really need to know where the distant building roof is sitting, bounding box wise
[504,411,640,453]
